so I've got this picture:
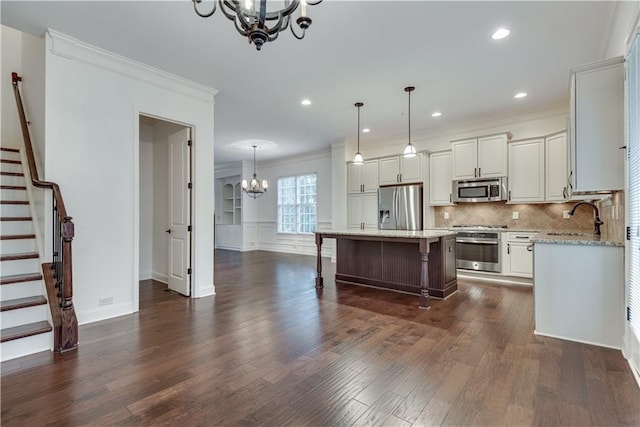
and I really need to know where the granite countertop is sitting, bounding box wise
[531,231,624,247]
[318,229,456,239]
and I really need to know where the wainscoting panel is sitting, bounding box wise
[248,220,334,257]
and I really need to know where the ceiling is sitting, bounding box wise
[2,1,618,164]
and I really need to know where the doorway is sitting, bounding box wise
[139,115,192,301]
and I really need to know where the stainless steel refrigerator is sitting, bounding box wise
[378,185,423,230]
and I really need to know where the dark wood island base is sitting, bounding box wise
[315,230,457,308]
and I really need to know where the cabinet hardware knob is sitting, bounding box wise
[508,190,511,201]
[478,167,481,177]
[474,167,477,178]
[507,243,510,254]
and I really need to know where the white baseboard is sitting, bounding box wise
[77,301,134,325]
[139,271,152,280]
[194,285,215,298]
[151,272,168,284]
[457,270,533,286]
[534,330,621,351]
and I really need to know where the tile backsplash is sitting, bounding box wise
[434,192,624,240]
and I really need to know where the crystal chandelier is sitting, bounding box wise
[242,145,268,198]
[352,102,364,165]
[192,0,323,51]
[403,86,418,158]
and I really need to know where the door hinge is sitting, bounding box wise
[188,139,192,146]
[628,306,631,321]
[188,225,192,232]
[188,182,192,189]
[627,226,632,241]
[187,268,192,275]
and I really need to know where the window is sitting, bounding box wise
[277,173,317,234]
[628,32,640,344]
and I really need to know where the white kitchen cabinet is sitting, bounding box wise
[347,193,378,230]
[451,133,508,180]
[505,232,536,278]
[429,151,453,205]
[570,56,624,193]
[507,139,544,203]
[545,131,569,201]
[379,154,422,186]
[348,160,379,194]
[534,242,623,348]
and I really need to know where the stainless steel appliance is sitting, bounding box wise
[453,225,505,273]
[378,185,423,230]
[452,177,507,203]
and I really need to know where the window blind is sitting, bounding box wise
[628,32,640,338]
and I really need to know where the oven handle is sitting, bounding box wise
[456,239,499,245]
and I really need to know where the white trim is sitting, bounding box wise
[77,302,135,325]
[457,271,533,287]
[534,330,621,351]
[151,272,169,284]
[46,29,217,102]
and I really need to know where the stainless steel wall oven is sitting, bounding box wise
[454,227,503,273]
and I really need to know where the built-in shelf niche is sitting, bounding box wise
[220,178,242,225]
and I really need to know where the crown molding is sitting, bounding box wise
[46,29,218,103]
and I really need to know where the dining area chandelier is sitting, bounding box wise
[192,0,323,51]
[242,145,268,198]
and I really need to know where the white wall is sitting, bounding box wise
[240,150,334,256]
[139,124,154,280]
[2,26,23,149]
[44,29,217,324]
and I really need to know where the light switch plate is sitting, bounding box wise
[512,211,519,220]
[563,210,571,219]
[444,212,450,220]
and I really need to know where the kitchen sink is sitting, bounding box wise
[546,232,590,237]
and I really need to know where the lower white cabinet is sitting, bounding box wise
[504,232,536,278]
[347,193,378,230]
[534,242,623,348]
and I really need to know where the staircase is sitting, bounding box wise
[0,147,53,361]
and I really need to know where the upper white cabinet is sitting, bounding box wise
[570,56,624,193]
[348,159,379,194]
[451,133,508,180]
[545,132,569,201]
[508,139,545,203]
[379,154,422,186]
[429,151,453,205]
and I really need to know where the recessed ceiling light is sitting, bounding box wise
[492,28,510,40]
[301,99,311,106]
[362,128,370,133]
[431,112,442,117]
[514,92,528,99]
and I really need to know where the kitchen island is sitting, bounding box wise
[315,229,457,308]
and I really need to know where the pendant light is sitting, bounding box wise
[403,86,417,158]
[241,145,268,198]
[353,102,364,165]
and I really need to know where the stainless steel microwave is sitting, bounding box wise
[452,177,507,202]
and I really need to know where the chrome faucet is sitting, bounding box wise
[568,201,603,236]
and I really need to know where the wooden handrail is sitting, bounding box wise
[12,73,71,225]
[11,72,77,352]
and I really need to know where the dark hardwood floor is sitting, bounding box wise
[2,250,639,425]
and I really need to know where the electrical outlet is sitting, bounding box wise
[563,210,571,219]
[444,212,450,220]
[98,297,114,306]
[512,211,519,220]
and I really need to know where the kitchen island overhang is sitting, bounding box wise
[315,229,458,309]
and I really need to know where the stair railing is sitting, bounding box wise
[11,72,78,352]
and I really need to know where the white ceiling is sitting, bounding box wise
[2,1,618,164]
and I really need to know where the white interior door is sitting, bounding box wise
[167,127,191,296]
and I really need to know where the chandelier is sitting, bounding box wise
[403,86,417,158]
[242,145,268,198]
[192,0,323,51]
